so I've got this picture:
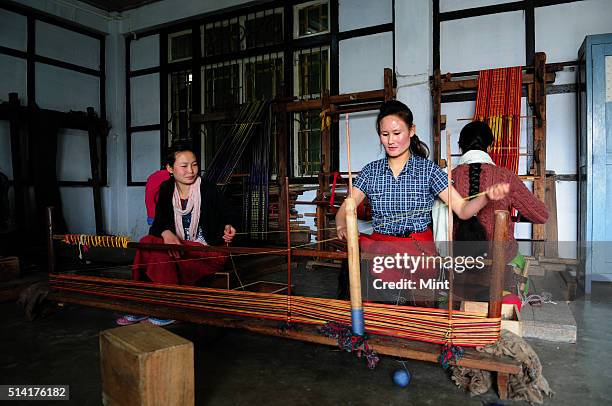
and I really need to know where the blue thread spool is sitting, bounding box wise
[393,369,411,388]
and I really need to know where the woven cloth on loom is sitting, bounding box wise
[473,66,522,174]
[50,274,501,347]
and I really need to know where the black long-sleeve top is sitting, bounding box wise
[149,178,237,246]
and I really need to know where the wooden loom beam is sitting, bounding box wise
[47,291,521,376]
[439,72,555,93]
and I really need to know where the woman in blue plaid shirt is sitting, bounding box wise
[335,100,509,305]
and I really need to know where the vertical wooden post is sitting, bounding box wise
[345,197,363,335]
[317,91,331,251]
[532,52,547,257]
[46,207,56,274]
[383,68,394,101]
[489,210,509,319]
[432,70,442,166]
[87,107,104,235]
[276,102,288,233]
[285,177,292,299]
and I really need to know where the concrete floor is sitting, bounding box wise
[1,263,611,405]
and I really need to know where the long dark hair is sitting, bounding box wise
[455,121,494,245]
[376,100,429,159]
[164,140,196,167]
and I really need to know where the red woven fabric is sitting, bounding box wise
[132,235,227,285]
[474,67,522,174]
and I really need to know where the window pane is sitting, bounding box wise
[203,20,240,57]
[169,31,192,62]
[293,111,321,177]
[295,1,329,38]
[168,70,192,143]
[244,10,283,48]
[295,47,329,100]
[203,63,240,112]
[244,55,283,102]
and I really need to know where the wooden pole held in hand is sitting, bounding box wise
[345,197,364,335]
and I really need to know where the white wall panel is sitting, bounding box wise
[339,0,392,32]
[35,63,99,112]
[131,131,161,182]
[57,129,91,182]
[0,9,27,51]
[546,93,577,175]
[339,32,393,93]
[536,0,612,63]
[130,74,160,126]
[36,21,100,70]
[557,181,577,258]
[441,11,525,73]
[339,110,382,171]
[130,34,160,71]
[60,187,95,234]
[127,187,149,239]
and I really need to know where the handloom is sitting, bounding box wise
[431,52,555,255]
[47,208,519,399]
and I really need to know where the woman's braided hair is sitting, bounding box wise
[455,121,494,245]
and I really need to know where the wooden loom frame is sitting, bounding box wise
[431,52,555,255]
[275,68,395,250]
[46,204,521,399]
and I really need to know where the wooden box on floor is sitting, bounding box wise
[99,323,194,406]
[0,256,20,282]
[460,301,523,337]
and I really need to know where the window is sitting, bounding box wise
[244,54,284,102]
[168,30,192,63]
[161,2,333,180]
[202,20,240,57]
[294,0,330,38]
[244,9,284,48]
[293,47,329,177]
[202,8,283,57]
[168,69,192,144]
[202,62,240,112]
[294,111,321,177]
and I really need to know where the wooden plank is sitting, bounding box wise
[87,107,104,235]
[432,70,442,164]
[497,372,509,400]
[285,90,385,113]
[532,53,548,257]
[440,72,555,92]
[100,323,194,406]
[489,211,509,319]
[544,173,558,257]
[0,257,20,282]
[51,291,521,375]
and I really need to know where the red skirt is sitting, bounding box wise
[359,229,440,305]
[132,235,228,286]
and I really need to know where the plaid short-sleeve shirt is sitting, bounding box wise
[353,155,448,235]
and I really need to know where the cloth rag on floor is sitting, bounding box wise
[450,329,554,403]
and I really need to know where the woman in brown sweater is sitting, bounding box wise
[452,121,549,298]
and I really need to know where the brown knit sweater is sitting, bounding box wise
[452,163,549,260]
